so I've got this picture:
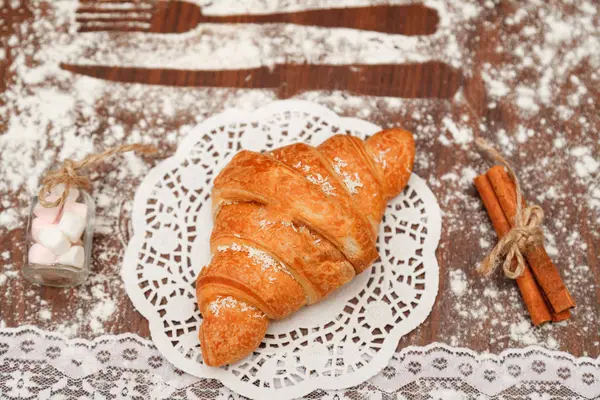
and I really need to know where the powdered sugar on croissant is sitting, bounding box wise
[196,128,415,367]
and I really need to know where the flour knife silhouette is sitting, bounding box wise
[60,62,461,99]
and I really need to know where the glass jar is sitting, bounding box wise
[23,188,95,287]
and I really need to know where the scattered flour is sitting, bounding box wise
[39,309,52,321]
[217,243,292,276]
[571,147,599,179]
[332,157,363,194]
[207,296,263,318]
[0,210,20,231]
[89,299,116,334]
[306,173,337,196]
[509,320,559,349]
[449,269,468,297]
[441,116,473,146]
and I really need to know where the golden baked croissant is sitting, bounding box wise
[196,128,415,366]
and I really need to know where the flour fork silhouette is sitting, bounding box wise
[76,0,439,35]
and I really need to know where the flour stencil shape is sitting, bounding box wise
[65,1,480,78]
[122,100,441,399]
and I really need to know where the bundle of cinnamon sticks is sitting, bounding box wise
[474,166,575,325]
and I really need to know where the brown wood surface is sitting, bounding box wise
[0,0,598,363]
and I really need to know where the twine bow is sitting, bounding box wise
[38,143,157,208]
[475,138,545,279]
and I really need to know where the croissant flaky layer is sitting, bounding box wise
[196,128,415,366]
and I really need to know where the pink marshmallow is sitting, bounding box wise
[33,195,62,223]
[57,246,85,269]
[31,218,54,242]
[28,244,57,266]
[57,211,85,243]
[64,201,88,221]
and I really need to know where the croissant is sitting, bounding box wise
[196,128,415,366]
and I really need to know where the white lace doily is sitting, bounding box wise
[122,100,442,399]
[1,326,599,399]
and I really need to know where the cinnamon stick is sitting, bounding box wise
[474,175,552,326]
[486,166,575,313]
[551,308,571,322]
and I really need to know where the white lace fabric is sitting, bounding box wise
[0,326,598,399]
[122,100,441,399]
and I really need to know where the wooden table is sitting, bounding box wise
[0,0,598,361]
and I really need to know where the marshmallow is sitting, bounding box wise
[38,227,71,255]
[64,201,88,221]
[51,183,80,202]
[33,195,62,223]
[31,218,53,242]
[57,211,86,243]
[28,244,57,265]
[57,246,84,269]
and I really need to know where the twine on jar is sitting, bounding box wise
[38,143,157,208]
[474,138,545,279]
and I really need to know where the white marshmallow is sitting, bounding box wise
[28,244,57,265]
[57,246,84,269]
[51,183,80,202]
[64,201,88,221]
[57,211,86,242]
[33,194,62,223]
[38,227,71,255]
[31,218,53,242]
